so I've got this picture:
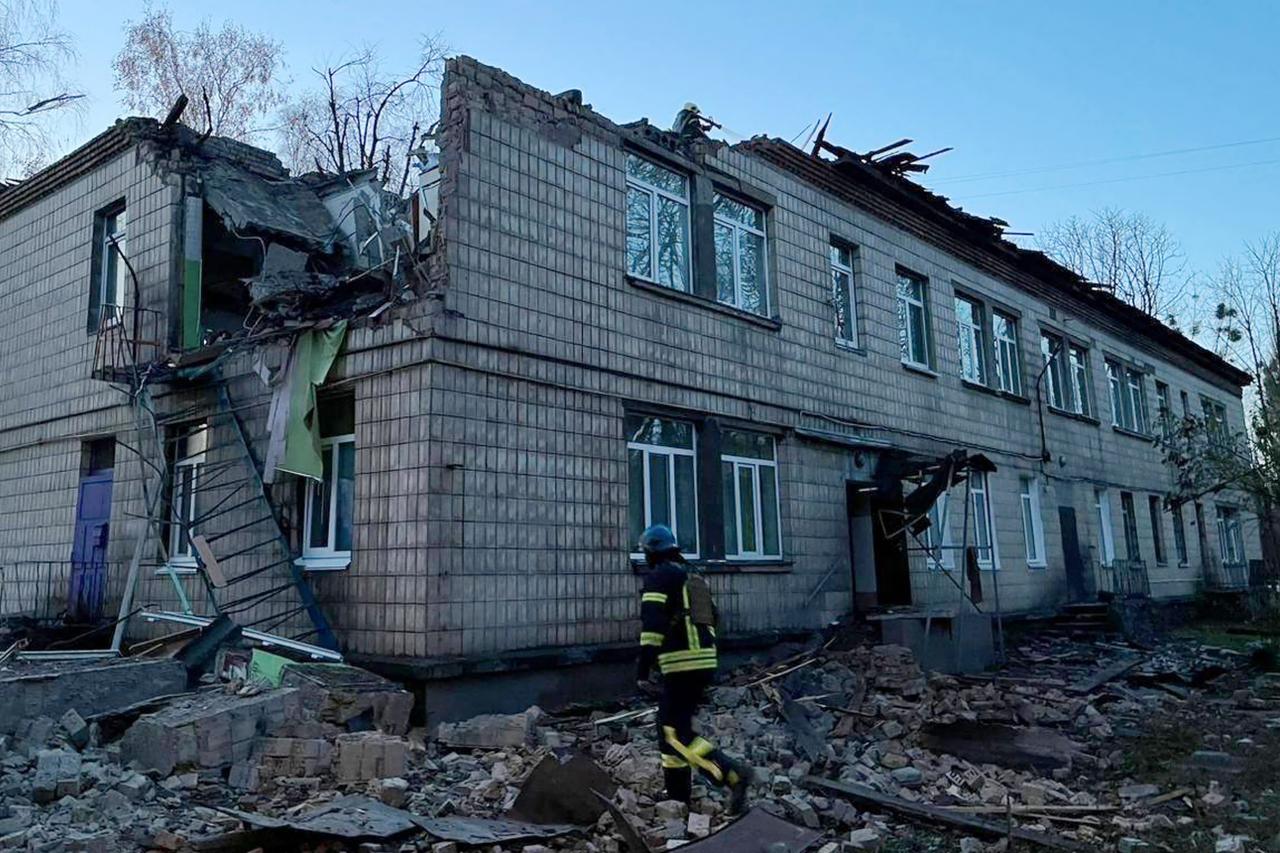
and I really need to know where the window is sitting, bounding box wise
[1216,506,1245,566]
[302,398,356,570]
[831,242,858,345]
[1095,488,1116,567]
[922,491,953,569]
[1120,491,1141,562]
[954,295,988,385]
[89,202,127,332]
[1148,496,1166,565]
[1155,382,1172,438]
[1172,503,1189,566]
[1067,344,1092,416]
[897,269,932,369]
[1107,359,1149,433]
[1201,397,1229,443]
[713,193,769,315]
[1041,333,1067,409]
[625,154,691,291]
[1019,477,1046,567]
[1180,390,1191,418]
[721,429,781,559]
[168,423,208,570]
[627,415,699,556]
[992,311,1021,395]
[969,472,997,568]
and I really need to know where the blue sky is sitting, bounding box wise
[56,0,1280,278]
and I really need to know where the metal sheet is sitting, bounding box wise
[679,808,822,853]
[414,816,579,844]
[509,753,616,825]
[141,610,343,661]
[292,795,418,839]
[592,791,651,853]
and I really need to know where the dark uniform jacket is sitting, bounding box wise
[637,560,718,680]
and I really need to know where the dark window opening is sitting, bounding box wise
[82,438,116,474]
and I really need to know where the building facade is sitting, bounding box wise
[0,57,1261,671]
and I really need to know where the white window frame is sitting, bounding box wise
[954,294,988,385]
[1095,488,1116,567]
[627,423,700,559]
[897,270,932,370]
[1020,476,1046,568]
[1216,505,1245,566]
[300,434,356,570]
[166,424,207,574]
[969,472,998,569]
[99,206,127,326]
[625,154,691,291]
[992,311,1021,395]
[1108,359,1148,433]
[1201,397,1229,443]
[722,436,782,561]
[924,492,954,570]
[1041,332,1067,409]
[1067,344,1092,416]
[831,242,858,347]
[713,193,770,315]
[1155,382,1172,437]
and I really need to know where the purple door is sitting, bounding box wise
[69,470,113,622]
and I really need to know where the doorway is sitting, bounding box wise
[1059,506,1090,602]
[69,439,114,622]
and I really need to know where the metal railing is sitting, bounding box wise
[91,306,167,385]
[1094,558,1151,599]
[0,562,117,624]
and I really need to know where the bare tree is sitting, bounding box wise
[1041,207,1189,324]
[0,0,81,176]
[112,5,285,141]
[278,36,447,195]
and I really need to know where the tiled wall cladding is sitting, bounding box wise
[0,57,1263,662]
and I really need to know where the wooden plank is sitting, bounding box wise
[191,535,227,587]
[803,777,1091,852]
[1067,654,1144,695]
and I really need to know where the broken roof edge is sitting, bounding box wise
[740,137,1252,390]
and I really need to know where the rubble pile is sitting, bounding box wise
[0,632,1268,851]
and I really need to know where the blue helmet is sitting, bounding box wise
[639,524,680,558]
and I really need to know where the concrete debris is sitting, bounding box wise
[435,706,543,749]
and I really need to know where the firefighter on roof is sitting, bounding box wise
[636,524,750,812]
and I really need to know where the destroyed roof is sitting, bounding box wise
[738,137,1253,389]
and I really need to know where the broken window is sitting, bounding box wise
[168,422,208,571]
[830,241,858,346]
[1155,381,1172,438]
[1067,344,1092,417]
[1172,502,1189,566]
[714,193,769,315]
[626,415,699,557]
[1216,505,1245,566]
[923,491,953,570]
[88,201,127,332]
[721,429,781,560]
[625,154,691,291]
[1020,476,1045,568]
[1107,359,1149,433]
[897,268,931,369]
[1120,491,1141,562]
[954,294,987,385]
[969,471,996,568]
[1201,396,1229,444]
[1094,488,1116,567]
[992,311,1021,395]
[302,397,356,570]
[1040,332,1066,409]
[1148,495,1167,565]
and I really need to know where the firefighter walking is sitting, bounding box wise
[635,525,750,812]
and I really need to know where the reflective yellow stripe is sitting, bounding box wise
[663,726,724,783]
[684,585,699,651]
[661,754,689,769]
[689,737,716,757]
[640,631,665,647]
[661,658,719,674]
[642,592,668,604]
[658,648,718,664]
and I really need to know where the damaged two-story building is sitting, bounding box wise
[0,57,1263,701]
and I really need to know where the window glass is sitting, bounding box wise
[924,493,952,569]
[627,416,699,555]
[1068,345,1091,416]
[954,295,987,384]
[721,431,781,559]
[1120,491,1141,562]
[992,312,1020,395]
[1148,495,1165,565]
[831,243,857,344]
[1172,503,1189,565]
[970,473,994,566]
[1095,488,1115,566]
[722,429,775,460]
[1020,477,1044,566]
[625,154,690,291]
[897,271,930,367]
[1041,333,1066,409]
[713,192,769,315]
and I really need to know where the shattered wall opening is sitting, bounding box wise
[198,205,258,343]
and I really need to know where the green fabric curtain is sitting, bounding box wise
[275,321,348,481]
